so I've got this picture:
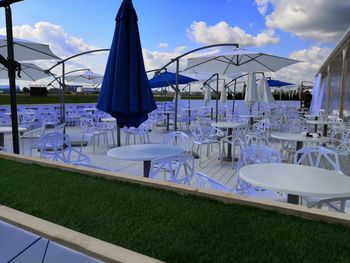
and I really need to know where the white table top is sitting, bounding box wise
[303,114,323,118]
[82,108,97,111]
[101,117,116,122]
[0,127,27,134]
[270,132,330,144]
[211,122,244,129]
[306,119,336,125]
[107,144,184,161]
[239,163,350,198]
[161,111,175,114]
[239,114,261,118]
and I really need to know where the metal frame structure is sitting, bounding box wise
[155,43,239,130]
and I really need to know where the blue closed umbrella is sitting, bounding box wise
[149,71,198,88]
[267,79,294,87]
[97,0,156,129]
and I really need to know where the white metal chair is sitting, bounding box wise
[328,125,350,156]
[19,120,46,155]
[190,124,222,166]
[79,117,108,154]
[293,146,347,212]
[40,132,91,165]
[124,121,151,145]
[221,124,247,167]
[149,153,195,185]
[18,110,36,130]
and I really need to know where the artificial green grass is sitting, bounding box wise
[0,158,350,262]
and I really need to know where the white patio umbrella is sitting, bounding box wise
[0,62,49,81]
[220,79,227,102]
[185,48,300,75]
[204,85,211,106]
[244,72,258,110]
[65,70,103,85]
[257,76,275,104]
[0,35,59,61]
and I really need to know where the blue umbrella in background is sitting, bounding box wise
[267,79,295,101]
[149,71,198,123]
[149,71,198,88]
[97,0,157,141]
[267,79,294,87]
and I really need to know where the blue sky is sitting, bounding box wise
[7,0,311,54]
[0,0,349,84]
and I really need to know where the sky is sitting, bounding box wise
[0,0,349,88]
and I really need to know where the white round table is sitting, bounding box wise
[211,122,244,161]
[239,163,350,204]
[270,132,330,152]
[0,127,26,147]
[107,144,184,177]
[306,119,336,136]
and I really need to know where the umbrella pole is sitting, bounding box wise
[116,125,121,147]
[61,62,66,125]
[174,59,180,131]
[232,79,236,115]
[215,73,219,122]
[4,3,20,154]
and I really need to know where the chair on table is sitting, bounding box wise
[149,153,195,185]
[293,146,347,212]
[40,132,91,165]
[79,117,108,154]
[235,145,281,194]
[194,172,232,193]
[190,124,222,166]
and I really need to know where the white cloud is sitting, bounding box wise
[0,21,100,58]
[255,0,271,15]
[265,0,350,42]
[158,42,169,48]
[187,21,279,47]
[272,45,332,84]
[142,46,222,74]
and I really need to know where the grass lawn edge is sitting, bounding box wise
[1,151,350,228]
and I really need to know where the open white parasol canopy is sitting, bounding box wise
[0,62,49,81]
[65,70,103,85]
[0,35,59,61]
[186,48,301,75]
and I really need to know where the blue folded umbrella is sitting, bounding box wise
[267,79,294,87]
[97,0,156,128]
